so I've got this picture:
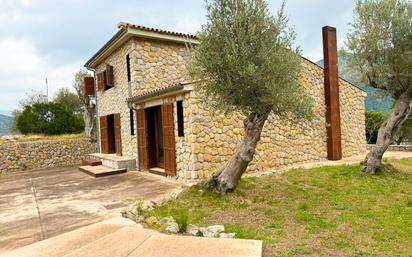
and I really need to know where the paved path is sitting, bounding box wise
[0,167,182,254]
[1,218,262,257]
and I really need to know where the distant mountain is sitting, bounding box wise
[316,58,393,112]
[0,110,12,116]
[0,114,13,135]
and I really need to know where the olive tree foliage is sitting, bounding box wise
[72,69,96,138]
[54,88,82,116]
[189,0,313,193]
[346,0,412,173]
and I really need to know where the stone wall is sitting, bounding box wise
[176,59,367,181]
[0,138,96,173]
[96,38,189,158]
[367,144,412,152]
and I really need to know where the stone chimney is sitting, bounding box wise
[322,26,342,160]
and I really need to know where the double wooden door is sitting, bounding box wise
[137,104,176,176]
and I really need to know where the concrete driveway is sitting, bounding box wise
[0,167,182,254]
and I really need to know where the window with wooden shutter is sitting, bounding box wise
[162,103,176,176]
[84,77,95,96]
[114,113,122,156]
[99,116,109,154]
[105,64,114,89]
[97,72,106,92]
[137,109,149,170]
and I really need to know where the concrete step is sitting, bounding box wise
[63,227,156,257]
[79,165,127,178]
[128,233,262,257]
[1,218,139,257]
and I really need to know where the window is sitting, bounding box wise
[126,55,131,82]
[129,109,135,135]
[177,101,184,137]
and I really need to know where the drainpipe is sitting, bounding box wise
[86,67,99,153]
[127,81,140,171]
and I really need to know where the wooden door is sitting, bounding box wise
[114,113,122,156]
[137,109,149,170]
[99,116,109,154]
[162,104,176,176]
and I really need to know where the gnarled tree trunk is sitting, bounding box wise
[209,112,270,194]
[84,105,96,138]
[364,89,412,173]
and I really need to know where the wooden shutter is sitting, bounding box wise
[106,64,114,88]
[97,72,106,92]
[137,109,149,170]
[99,116,109,154]
[84,77,95,96]
[162,103,176,176]
[114,113,122,156]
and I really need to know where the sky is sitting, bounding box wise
[0,0,356,114]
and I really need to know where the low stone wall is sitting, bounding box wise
[0,138,97,173]
[367,144,412,152]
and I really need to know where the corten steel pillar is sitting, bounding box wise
[323,26,342,160]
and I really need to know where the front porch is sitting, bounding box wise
[88,153,137,171]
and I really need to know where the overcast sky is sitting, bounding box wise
[0,0,356,113]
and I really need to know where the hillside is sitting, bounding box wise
[316,58,393,112]
[0,114,13,135]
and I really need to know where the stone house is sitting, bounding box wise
[84,22,367,181]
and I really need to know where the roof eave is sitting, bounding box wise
[127,82,195,104]
[85,28,128,69]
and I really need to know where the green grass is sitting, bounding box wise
[142,158,412,256]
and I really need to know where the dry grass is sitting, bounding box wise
[0,133,84,145]
[143,158,412,257]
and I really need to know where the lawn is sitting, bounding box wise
[142,158,412,257]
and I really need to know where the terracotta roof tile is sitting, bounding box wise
[127,81,196,103]
[118,22,198,40]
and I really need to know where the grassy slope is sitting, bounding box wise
[143,159,412,257]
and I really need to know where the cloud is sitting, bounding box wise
[0,0,357,111]
[0,37,81,110]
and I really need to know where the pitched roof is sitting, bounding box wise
[85,22,199,69]
[117,22,198,40]
[127,81,196,103]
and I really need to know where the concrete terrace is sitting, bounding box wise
[0,167,182,254]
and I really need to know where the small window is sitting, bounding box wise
[177,101,184,137]
[129,109,135,135]
[126,55,131,82]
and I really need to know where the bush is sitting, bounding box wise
[17,102,84,135]
[365,110,385,144]
[397,114,412,144]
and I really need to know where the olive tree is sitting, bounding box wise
[72,69,96,138]
[189,0,313,193]
[346,0,412,173]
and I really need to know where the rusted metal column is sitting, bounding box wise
[323,26,342,160]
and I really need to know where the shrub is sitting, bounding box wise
[17,102,84,135]
[365,110,385,144]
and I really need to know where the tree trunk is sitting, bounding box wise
[364,90,412,173]
[209,112,270,194]
[83,105,96,138]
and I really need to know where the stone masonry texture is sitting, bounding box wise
[95,35,367,182]
[0,138,96,173]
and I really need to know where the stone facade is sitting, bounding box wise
[96,38,189,158]
[91,25,367,182]
[176,59,367,181]
[0,138,96,173]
